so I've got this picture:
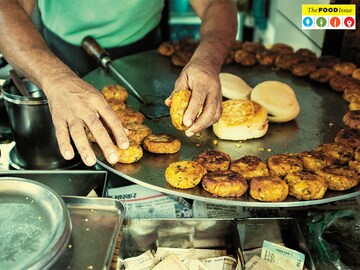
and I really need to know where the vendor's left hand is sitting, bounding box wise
[165,58,222,137]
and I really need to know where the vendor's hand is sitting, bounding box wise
[46,77,129,166]
[165,58,222,137]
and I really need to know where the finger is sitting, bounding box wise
[53,118,75,160]
[84,111,120,165]
[98,104,129,150]
[183,88,206,128]
[68,119,97,166]
[185,93,222,137]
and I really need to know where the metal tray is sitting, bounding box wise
[85,50,360,207]
[0,177,72,270]
[53,196,125,270]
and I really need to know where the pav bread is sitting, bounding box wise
[250,81,300,123]
[213,99,268,141]
[219,73,252,100]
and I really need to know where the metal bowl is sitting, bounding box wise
[1,78,80,169]
[0,177,72,270]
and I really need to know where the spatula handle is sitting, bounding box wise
[81,36,111,69]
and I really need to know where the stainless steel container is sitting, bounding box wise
[1,78,79,169]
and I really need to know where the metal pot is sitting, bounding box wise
[1,78,80,169]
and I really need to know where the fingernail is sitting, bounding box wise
[186,131,195,137]
[121,142,129,149]
[64,150,73,159]
[109,153,118,164]
[185,119,192,127]
[86,156,96,166]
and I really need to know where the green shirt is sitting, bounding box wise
[38,0,164,48]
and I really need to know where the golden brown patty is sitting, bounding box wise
[230,155,269,181]
[124,123,152,145]
[315,142,354,164]
[343,110,360,129]
[315,55,340,68]
[295,48,317,61]
[309,68,337,83]
[284,172,327,200]
[350,95,360,111]
[158,41,175,56]
[142,133,181,154]
[335,128,360,149]
[202,170,248,197]
[170,89,192,131]
[343,85,360,103]
[195,150,231,172]
[329,74,359,92]
[274,53,301,70]
[267,154,303,178]
[242,41,265,54]
[107,99,126,111]
[291,62,317,77]
[165,160,206,189]
[333,62,357,76]
[349,160,360,174]
[234,50,257,66]
[256,49,277,66]
[354,146,360,161]
[296,150,332,173]
[115,107,145,125]
[352,68,360,80]
[116,143,143,164]
[249,175,288,202]
[101,84,128,103]
[316,165,359,191]
[270,43,294,55]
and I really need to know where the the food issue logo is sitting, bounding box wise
[302,4,356,30]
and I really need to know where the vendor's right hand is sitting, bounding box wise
[45,76,129,166]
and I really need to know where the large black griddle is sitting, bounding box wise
[84,50,360,207]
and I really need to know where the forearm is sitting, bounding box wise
[0,0,77,97]
[190,0,238,71]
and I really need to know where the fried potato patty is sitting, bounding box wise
[142,133,181,154]
[284,172,327,200]
[267,154,303,178]
[249,175,288,202]
[202,170,248,197]
[115,107,145,125]
[170,89,192,130]
[101,84,128,102]
[116,143,143,164]
[296,150,332,173]
[124,123,152,145]
[315,143,354,164]
[316,165,359,191]
[343,110,360,129]
[196,150,231,172]
[230,155,269,181]
[335,128,360,149]
[165,161,206,189]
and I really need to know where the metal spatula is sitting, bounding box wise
[81,36,169,119]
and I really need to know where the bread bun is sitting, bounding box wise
[213,99,268,140]
[250,81,300,123]
[220,73,252,100]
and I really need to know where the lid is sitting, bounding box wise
[0,177,72,270]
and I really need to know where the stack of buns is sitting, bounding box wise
[215,74,300,141]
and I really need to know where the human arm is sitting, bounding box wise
[0,0,129,166]
[165,0,238,136]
